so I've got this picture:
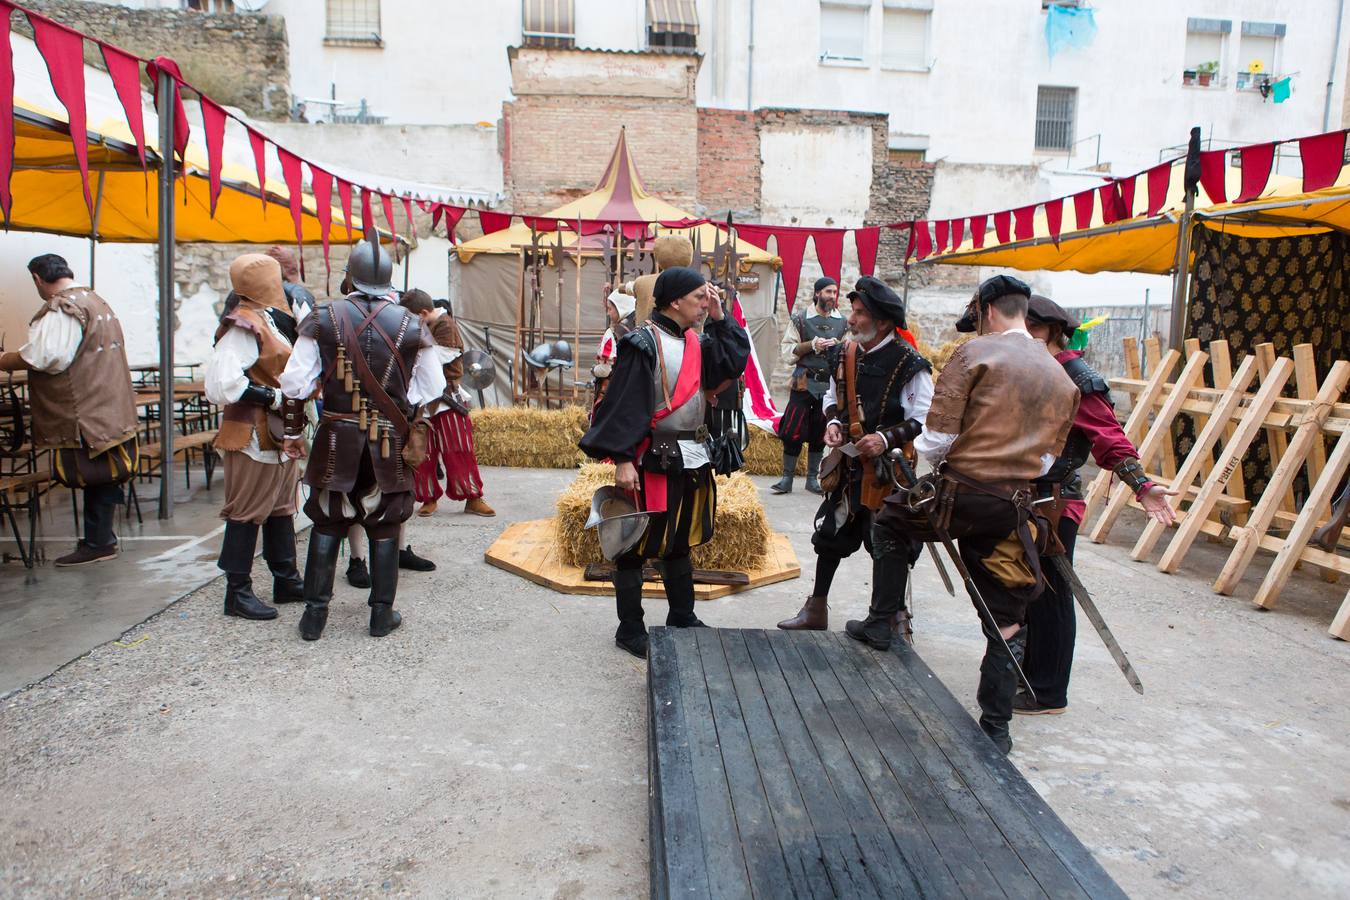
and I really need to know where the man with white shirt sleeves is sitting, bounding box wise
[205,254,305,621]
[779,277,934,638]
[876,274,1079,754]
[278,236,444,642]
[0,254,138,567]
[771,277,848,495]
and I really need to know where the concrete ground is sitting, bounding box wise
[1,465,1348,898]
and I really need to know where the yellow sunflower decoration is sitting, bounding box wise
[1248,59,1266,74]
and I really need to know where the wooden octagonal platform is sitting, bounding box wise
[484,518,800,600]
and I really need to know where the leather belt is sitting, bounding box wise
[662,426,710,442]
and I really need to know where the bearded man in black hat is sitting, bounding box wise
[278,236,444,641]
[778,277,932,637]
[772,276,848,494]
[580,266,751,660]
[869,274,1079,754]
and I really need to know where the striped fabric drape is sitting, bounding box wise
[522,0,576,47]
[646,0,699,34]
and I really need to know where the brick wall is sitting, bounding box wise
[697,108,760,220]
[19,1,291,119]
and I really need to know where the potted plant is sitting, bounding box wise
[1197,60,1219,87]
[1183,68,1197,85]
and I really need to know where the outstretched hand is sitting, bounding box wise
[1139,483,1179,526]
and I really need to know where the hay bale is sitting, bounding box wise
[928,336,972,375]
[743,427,808,476]
[470,406,589,469]
[554,463,771,571]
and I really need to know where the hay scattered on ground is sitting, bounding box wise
[470,406,589,469]
[554,463,770,571]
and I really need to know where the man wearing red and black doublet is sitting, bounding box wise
[580,266,751,660]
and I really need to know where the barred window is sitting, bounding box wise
[1035,86,1076,152]
[326,0,382,46]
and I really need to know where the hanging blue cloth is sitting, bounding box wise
[1045,4,1098,61]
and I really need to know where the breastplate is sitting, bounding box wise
[649,325,705,433]
[316,298,419,417]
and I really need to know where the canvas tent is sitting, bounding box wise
[449,132,783,403]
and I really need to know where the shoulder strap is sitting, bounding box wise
[334,301,411,437]
[844,340,864,440]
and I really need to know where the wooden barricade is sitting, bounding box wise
[1090,339,1350,641]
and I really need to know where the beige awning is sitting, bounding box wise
[522,0,575,47]
[647,0,699,35]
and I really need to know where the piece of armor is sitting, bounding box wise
[238,383,276,407]
[791,312,848,399]
[585,485,651,561]
[1113,457,1150,495]
[347,239,393,296]
[1037,355,1113,500]
[301,294,423,493]
[282,281,315,325]
[645,324,706,438]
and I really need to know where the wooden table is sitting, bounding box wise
[647,628,1126,899]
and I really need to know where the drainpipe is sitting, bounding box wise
[1324,0,1347,131]
[746,0,755,110]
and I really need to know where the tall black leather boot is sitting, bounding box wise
[804,450,824,495]
[845,530,909,650]
[770,452,798,494]
[613,565,648,658]
[368,537,403,637]
[663,555,706,628]
[262,515,305,603]
[977,627,1026,755]
[219,521,276,620]
[299,531,341,641]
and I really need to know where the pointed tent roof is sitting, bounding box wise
[453,130,779,266]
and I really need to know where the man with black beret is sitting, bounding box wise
[778,276,933,638]
[870,273,1080,754]
[1018,293,1176,716]
[772,276,848,494]
[580,266,751,659]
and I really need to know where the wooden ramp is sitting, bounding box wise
[647,628,1126,899]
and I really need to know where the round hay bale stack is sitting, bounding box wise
[554,463,771,571]
[469,406,590,469]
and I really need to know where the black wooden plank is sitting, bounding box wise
[647,626,709,900]
[874,640,1126,899]
[742,630,886,899]
[693,627,796,898]
[716,630,837,900]
[767,633,928,897]
[804,632,1008,900]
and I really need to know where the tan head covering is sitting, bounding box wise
[653,235,693,270]
[265,245,300,281]
[229,254,289,317]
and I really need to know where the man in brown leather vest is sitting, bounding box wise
[1,254,138,567]
[205,253,304,621]
[279,237,444,641]
[875,274,1079,754]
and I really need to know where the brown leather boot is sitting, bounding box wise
[777,595,828,630]
[891,609,914,645]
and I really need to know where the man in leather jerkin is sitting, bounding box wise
[279,236,445,641]
[876,274,1079,754]
[205,253,305,621]
[580,266,750,660]
[772,276,848,495]
[778,278,933,640]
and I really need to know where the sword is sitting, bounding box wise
[1047,554,1145,695]
[927,543,956,596]
[888,449,1038,703]
[876,447,955,597]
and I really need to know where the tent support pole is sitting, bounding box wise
[88,170,105,288]
[1168,193,1195,350]
[156,68,177,520]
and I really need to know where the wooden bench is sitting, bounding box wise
[0,470,51,568]
[139,430,219,490]
[648,628,1127,899]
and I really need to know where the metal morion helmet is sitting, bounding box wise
[347,232,393,296]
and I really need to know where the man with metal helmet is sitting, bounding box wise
[1017,294,1176,716]
[278,234,445,641]
[871,273,1080,754]
[779,276,933,637]
[772,276,848,495]
[580,265,751,659]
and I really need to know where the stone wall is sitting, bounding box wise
[18,0,290,119]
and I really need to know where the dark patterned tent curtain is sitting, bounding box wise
[1181,224,1349,499]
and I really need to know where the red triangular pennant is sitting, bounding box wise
[0,4,15,226]
[1044,197,1063,244]
[992,211,1011,244]
[854,226,880,277]
[1072,190,1094,229]
[99,44,145,171]
[146,56,189,163]
[29,15,93,215]
[442,205,467,243]
[1146,163,1171,216]
[200,99,227,218]
[949,218,965,251]
[1012,205,1035,241]
[1118,175,1137,219]
[380,193,398,244]
[1299,130,1347,192]
[276,147,306,279]
[1098,184,1122,224]
[934,219,950,255]
[733,223,772,250]
[969,215,987,249]
[360,189,373,234]
[1198,149,1228,203]
[913,221,933,260]
[401,197,414,245]
[478,210,512,234]
[1235,142,1276,202]
[337,179,354,237]
[248,129,269,214]
[310,166,334,274]
[811,230,844,283]
[771,229,810,312]
[903,223,917,263]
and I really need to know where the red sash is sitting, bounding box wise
[634,328,702,513]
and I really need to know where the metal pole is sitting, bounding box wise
[156,68,177,520]
[88,170,105,289]
[1168,192,1194,350]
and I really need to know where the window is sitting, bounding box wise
[325,0,381,46]
[1035,86,1076,152]
[522,0,575,48]
[819,1,869,63]
[183,0,234,11]
[1184,17,1230,86]
[882,4,930,70]
[647,0,698,52]
[1237,22,1285,90]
